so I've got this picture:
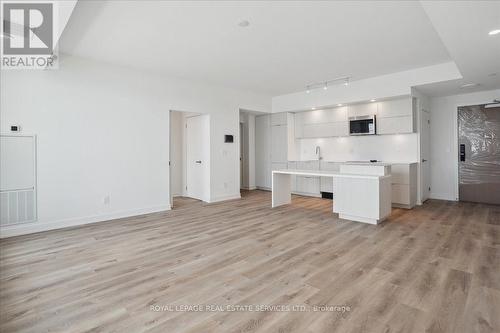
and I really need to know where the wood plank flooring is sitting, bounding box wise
[0,190,499,333]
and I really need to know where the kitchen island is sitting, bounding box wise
[272,166,392,224]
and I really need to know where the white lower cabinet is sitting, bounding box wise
[271,162,287,172]
[295,161,320,196]
[391,163,418,208]
[320,161,340,193]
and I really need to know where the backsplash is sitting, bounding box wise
[298,133,418,162]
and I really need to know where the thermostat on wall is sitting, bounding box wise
[224,135,234,143]
[10,125,21,132]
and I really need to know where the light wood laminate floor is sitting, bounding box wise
[1,190,499,333]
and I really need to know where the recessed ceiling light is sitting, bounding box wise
[488,29,500,35]
[337,104,343,107]
[323,83,328,90]
[460,83,480,89]
[370,99,376,102]
[311,107,316,110]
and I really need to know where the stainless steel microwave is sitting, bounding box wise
[349,115,376,135]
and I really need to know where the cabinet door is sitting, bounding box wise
[328,106,348,122]
[377,98,412,118]
[391,164,410,184]
[348,103,377,117]
[271,125,288,163]
[296,161,320,195]
[392,184,410,205]
[255,115,271,188]
[377,116,413,134]
[271,112,287,126]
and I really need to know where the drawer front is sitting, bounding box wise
[392,184,410,204]
[391,164,410,184]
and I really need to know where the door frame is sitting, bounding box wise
[453,99,499,201]
[419,107,431,203]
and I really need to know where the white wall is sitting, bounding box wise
[298,134,418,163]
[429,89,500,201]
[0,54,270,237]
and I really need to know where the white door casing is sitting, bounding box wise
[420,109,431,202]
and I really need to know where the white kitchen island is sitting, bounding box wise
[272,167,392,224]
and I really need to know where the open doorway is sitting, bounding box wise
[457,103,500,204]
[169,111,210,208]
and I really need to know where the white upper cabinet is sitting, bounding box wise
[377,116,413,135]
[376,97,415,134]
[295,106,348,138]
[294,97,415,139]
[377,98,412,118]
[271,112,287,126]
[348,103,377,117]
[297,107,347,124]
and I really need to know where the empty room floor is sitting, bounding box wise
[0,190,499,333]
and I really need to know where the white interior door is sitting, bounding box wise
[186,115,210,202]
[420,109,431,202]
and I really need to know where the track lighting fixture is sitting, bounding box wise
[305,76,350,93]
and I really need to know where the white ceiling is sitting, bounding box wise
[416,1,500,96]
[59,0,452,96]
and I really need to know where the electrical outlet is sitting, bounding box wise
[103,195,110,205]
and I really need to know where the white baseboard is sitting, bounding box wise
[0,204,171,238]
[209,193,241,203]
[429,192,457,201]
[256,186,271,191]
[241,186,257,191]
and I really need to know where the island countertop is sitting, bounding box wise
[272,169,390,179]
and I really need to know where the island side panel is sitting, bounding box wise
[272,172,292,207]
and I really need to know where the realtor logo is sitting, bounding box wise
[1,1,58,69]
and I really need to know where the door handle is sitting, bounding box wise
[195,160,202,164]
[422,159,428,162]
